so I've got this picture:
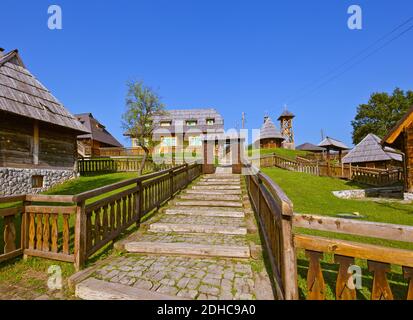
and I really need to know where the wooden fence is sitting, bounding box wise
[77,158,159,175]
[293,214,413,300]
[99,147,147,157]
[0,163,202,270]
[244,165,298,300]
[259,153,403,187]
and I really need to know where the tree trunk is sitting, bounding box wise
[139,147,149,176]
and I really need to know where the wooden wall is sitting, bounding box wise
[0,111,77,169]
[260,138,283,149]
[39,122,77,168]
[0,113,33,167]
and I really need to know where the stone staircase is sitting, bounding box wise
[118,173,250,258]
[72,170,274,300]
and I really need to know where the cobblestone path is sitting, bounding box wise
[73,170,274,300]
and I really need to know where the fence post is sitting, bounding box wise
[22,196,31,260]
[185,163,190,187]
[74,200,87,271]
[169,169,174,197]
[136,180,143,227]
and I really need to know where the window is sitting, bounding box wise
[32,175,44,188]
[161,136,177,147]
[160,121,172,127]
[186,120,197,126]
[189,136,202,146]
[206,118,215,125]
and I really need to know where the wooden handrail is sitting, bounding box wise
[294,214,413,243]
[295,234,413,268]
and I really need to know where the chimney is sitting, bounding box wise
[0,48,4,57]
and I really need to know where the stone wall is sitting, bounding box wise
[0,167,77,196]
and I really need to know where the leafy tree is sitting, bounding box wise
[122,81,165,175]
[351,88,413,145]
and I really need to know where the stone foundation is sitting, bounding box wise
[0,167,77,196]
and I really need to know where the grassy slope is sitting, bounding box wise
[263,167,413,299]
[249,147,308,160]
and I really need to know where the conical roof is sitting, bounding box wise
[342,133,402,164]
[256,117,284,141]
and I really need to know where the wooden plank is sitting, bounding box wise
[368,261,394,300]
[0,206,23,217]
[0,249,24,263]
[295,234,413,267]
[24,249,74,263]
[0,195,25,204]
[25,206,77,214]
[293,214,413,243]
[74,201,87,271]
[305,250,325,300]
[334,255,356,300]
[25,195,74,203]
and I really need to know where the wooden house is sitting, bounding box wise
[343,133,402,169]
[0,48,89,195]
[127,108,225,153]
[383,106,413,192]
[76,113,123,157]
[254,116,284,149]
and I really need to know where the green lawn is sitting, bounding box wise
[262,167,413,299]
[249,147,308,160]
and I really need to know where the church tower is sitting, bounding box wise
[278,107,295,150]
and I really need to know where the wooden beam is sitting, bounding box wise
[293,214,413,243]
[295,234,413,267]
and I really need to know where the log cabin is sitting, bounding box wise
[76,113,123,157]
[0,48,89,195]
[383,105,413,192]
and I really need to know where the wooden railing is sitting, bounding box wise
[259,153,403,186]
[77,158,157,175]
[244,165,298,300]
[351,167,403,187]
[0,163,202,270]
[293,214,413,300]
[99,147,147,157]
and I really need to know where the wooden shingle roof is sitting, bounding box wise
[342,133,402,164]
[256,117,284,141]
[0,49,88,133]
[76,113,123,147]
[296,142,325,152]
[318,137,349,150]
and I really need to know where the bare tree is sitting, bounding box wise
[122,81,165,175]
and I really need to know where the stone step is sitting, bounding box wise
[149,223,247,235]
[175,200,243,208]
[178,194,241,201]
[165,207,244,218]
[205,174,240,178]
[200,178,240,183]
[192,185,241,190]
[197,181,240,186]
[186,189,242,195]
[123,242,250,259]
[76,278,183,300]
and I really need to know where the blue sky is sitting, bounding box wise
[1,0,413,147]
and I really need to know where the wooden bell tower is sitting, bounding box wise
[278,107,295,150]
